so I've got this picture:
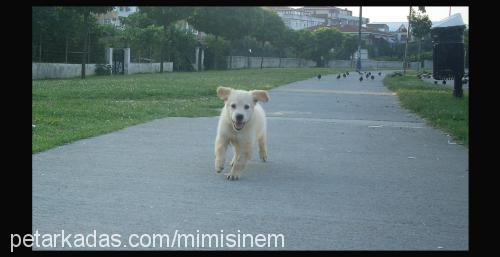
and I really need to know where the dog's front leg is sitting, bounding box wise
[227,142,252,180]
[214,135,229,173]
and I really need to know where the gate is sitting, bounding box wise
[112,49,125,75]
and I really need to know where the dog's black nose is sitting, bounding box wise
[236,114,244,122]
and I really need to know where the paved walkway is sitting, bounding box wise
[32,71,468,250]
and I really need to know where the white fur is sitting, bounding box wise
[214,87,269,180]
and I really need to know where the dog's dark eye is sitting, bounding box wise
[231,104,236,109]
[244,105,250,110]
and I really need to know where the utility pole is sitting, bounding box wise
[403,6,412,74]
[449,6,452,16]
[356,6,362,70]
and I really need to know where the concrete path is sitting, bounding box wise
[32,71,468,250]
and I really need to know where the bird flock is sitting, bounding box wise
[316,70,468,86]
[417,71,469,85]
[317,70,384,82]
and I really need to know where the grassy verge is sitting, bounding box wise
[32,68,349,153]
[383,71,468,147]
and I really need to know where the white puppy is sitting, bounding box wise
[214,86,269,180]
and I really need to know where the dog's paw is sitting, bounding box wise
[225,172,239,181]
[215,160,225,173]
[259,152,267,162]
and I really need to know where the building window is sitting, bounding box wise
[119,7,124,12]
[126,7,130,12]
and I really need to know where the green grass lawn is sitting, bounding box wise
[32,68,349,153]
[384,71,469,147]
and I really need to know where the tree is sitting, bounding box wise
[292,30,316,66]
[32,6,112,72]
[334,34,355,60]
[251,8,287,68]
[167,25,198,71]
[32,7,59,62]
[189,7,262,69]
[140,7,195,72]
[410,8,432,67]
[70,7,113,78]
[312,27,344,67]
[121,12,163,62]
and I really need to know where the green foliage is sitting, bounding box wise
[32,6,112,63]
[121,12,164,62]
[189,7,261,42]
[252,8,287,46]
[166,25,199,71]
[311,27,344,66]
[139,7,194,28]
[334,34,359,59]
[410,9,432,39]
[204,35,231,70]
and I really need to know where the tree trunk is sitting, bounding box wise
[418,38,422,71]
[39,34,42,62]
[214,35,218,70]
[160,45,164,73]
[260,42,265,69]
[65,36,68,63]
[87,32,91,64]
[81,10,88,79]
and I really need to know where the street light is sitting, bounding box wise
[247,48,252,69]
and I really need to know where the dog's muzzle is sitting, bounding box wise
[232,120,245,131]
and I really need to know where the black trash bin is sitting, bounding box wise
[431,14,466,97]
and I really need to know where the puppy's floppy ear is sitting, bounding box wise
[251,90,269,103]
[217,86,232,101]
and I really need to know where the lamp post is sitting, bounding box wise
[247,48,252,69]
[403,6,412,74]
[356,6,362,70]
[329,48,334,67]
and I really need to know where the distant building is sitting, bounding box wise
[300,6,369,26]
[115,6,138,18]
[369,22,415,43]
[366,23,389,32]
[268,6,369,30]
[309,24,397,45]
[270,7,325,30]
[353,49,369,60]
[96,6,138,27]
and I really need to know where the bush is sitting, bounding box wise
[95,64,112,75]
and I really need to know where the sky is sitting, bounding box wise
[293,6,469,25]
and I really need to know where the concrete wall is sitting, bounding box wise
[225,56,421,70]
[424,60,433,69]
[327,60,422,69]
[327,60,352,68]
[33,62,174,80]
[227,56,317,69]
[32,63,96,79]
[127,62,173,74]
[409,62,421,69]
